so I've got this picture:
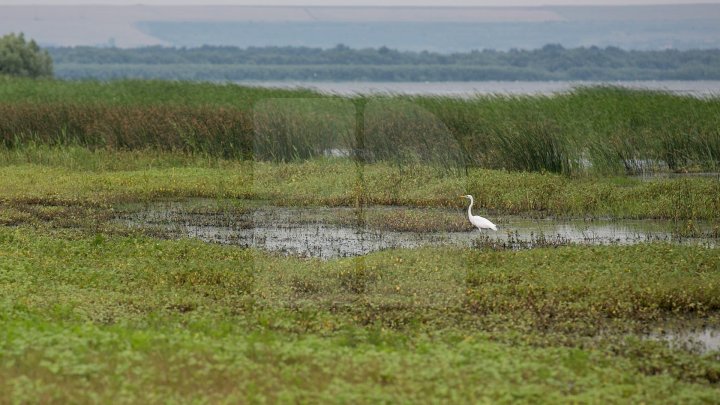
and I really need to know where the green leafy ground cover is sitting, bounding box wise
[1,227,719,403]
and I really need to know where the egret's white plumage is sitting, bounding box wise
[461,194,497,231]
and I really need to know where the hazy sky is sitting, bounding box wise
[2,0,720,5]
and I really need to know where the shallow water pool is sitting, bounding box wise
[117,200,718,259]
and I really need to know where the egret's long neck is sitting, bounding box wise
[467,197,474,218]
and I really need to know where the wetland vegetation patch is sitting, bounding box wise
[0,80,718,402]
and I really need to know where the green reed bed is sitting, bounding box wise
[0,103,255,158]
[1,78,718,175]
[412,87,720,174]
[0,76,321,107]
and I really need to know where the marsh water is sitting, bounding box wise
[118,200,717,260]
[117,199,720,353]
[238,80,720,98]
[647,324,720,354]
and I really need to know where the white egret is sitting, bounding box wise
[460,195,497,231]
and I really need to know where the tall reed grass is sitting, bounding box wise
[0,78,718,175]
[0,103,255,158]
[413,87,720,175]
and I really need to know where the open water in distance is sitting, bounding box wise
[235,80,720,98]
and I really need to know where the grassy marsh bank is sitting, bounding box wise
[1,78,719,174]
[1,149,719,224]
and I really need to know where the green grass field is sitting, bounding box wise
[0,79,719,403]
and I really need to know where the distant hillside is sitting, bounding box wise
[2,4,720,51]
[49,45,720,82]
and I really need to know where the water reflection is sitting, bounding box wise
[117,201,717,259]
[647,324,720,354]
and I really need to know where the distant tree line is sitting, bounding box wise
[48,44,720,81]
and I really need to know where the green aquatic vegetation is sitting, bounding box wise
[0,78,718,402]
[330,208,473,232]
[0,227,719,402]
[3,313,717,404]
[1,151,719,221]
[465,245,720,321]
